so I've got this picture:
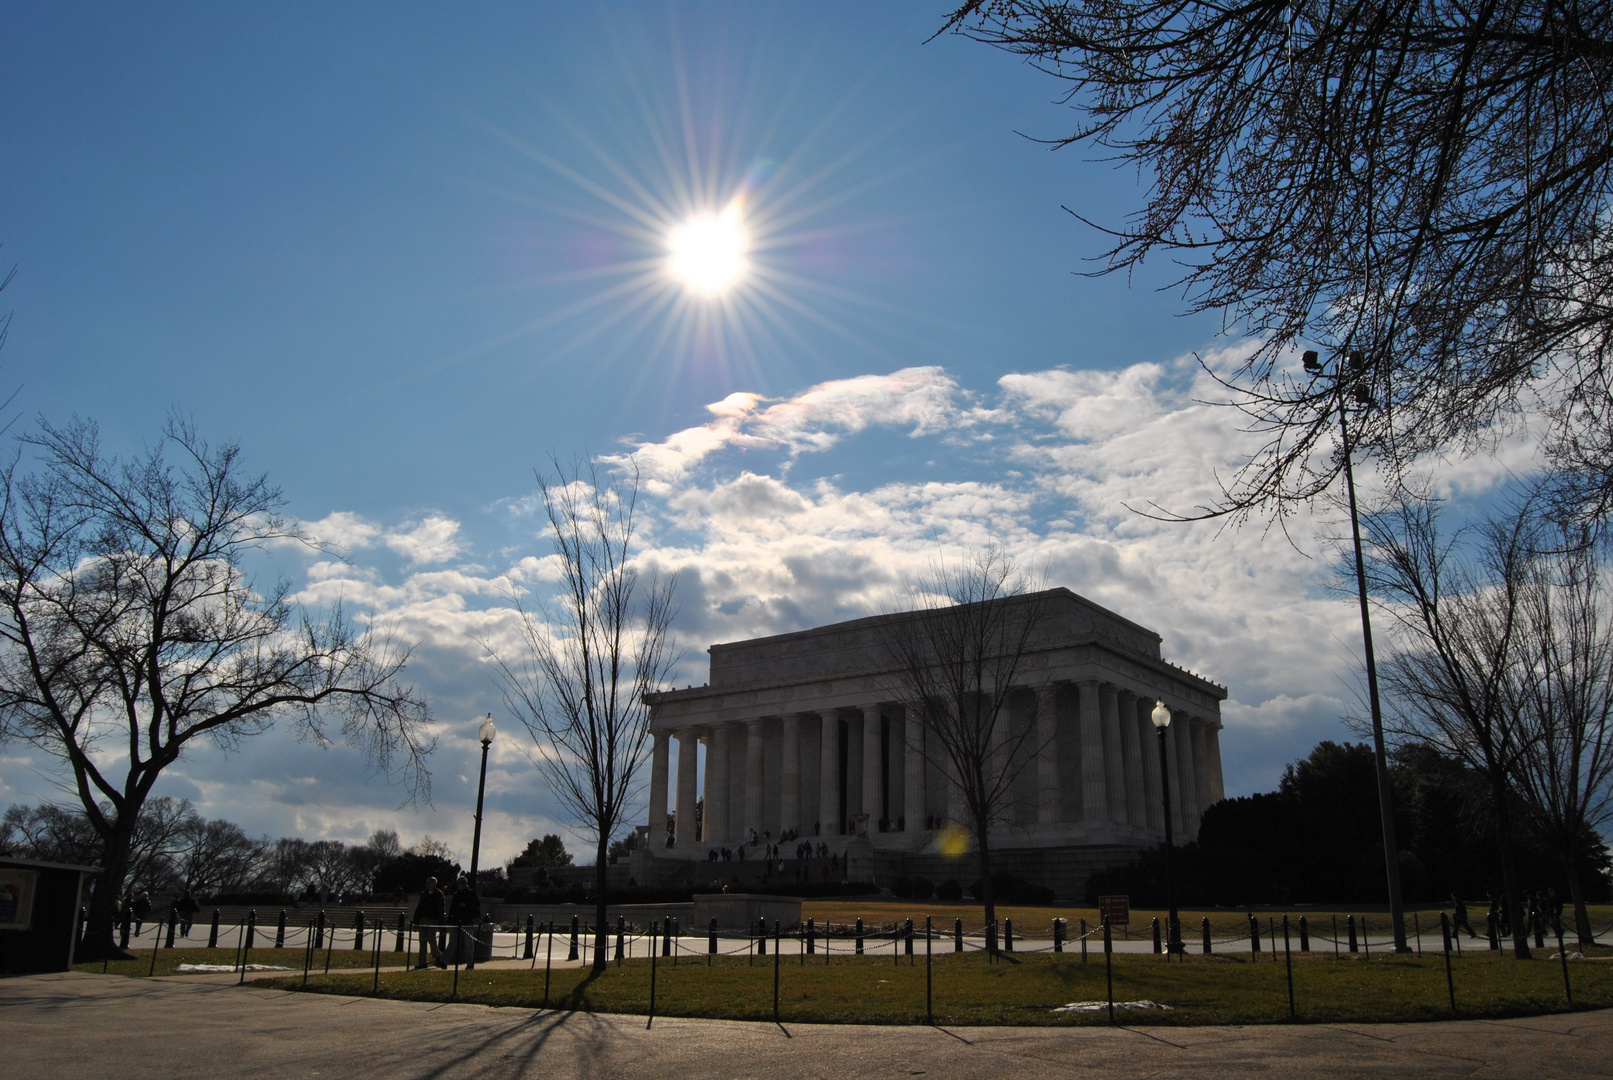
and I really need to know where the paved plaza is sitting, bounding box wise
[7,970,1611,1079]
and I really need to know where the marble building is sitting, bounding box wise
[640,588,1226,896]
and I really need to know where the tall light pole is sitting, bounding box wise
[1150,701,1182,955]
[1303,349,1410,953]
[466,715,496,969]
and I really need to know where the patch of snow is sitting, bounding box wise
[174,963,290,973]
[1054,1000,1172,1013]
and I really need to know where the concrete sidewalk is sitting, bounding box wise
[7,971,1612,1079]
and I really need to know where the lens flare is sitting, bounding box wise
[666,202,749,297]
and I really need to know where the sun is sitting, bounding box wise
[666,202,749,298]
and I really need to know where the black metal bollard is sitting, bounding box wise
[315,909,325,950]
[772,920,781,1022]
[925,916,933,1025]
[954,917,963,953]
[1248,913,1260,954]
[1003,918,1013,953]
[207,908,220,949]
[166,906,178,949]
[985,920,998,957]
[758,917,767,956]
[665,919,674,958]
[1299,915,1310,951]
[1152,917,1162,954]
[905,918,914,957]
[1554,917,1572,1004]
[1054,918,1065,953]
[647,920,658,1029]
[276,910,287,949]
[355,911,365,952]
[569,914,580,961]
[523,914,535,960]
[807,917,816,954]
[616,915,626,964]
[708,916,718,957]
[1203,916,1212,954]
[245,909,257,950]
[395,912,406,952]
[1347,914,1358,953]
[1080,917,1088,962]
[855,917,864,954]
[1487,911,1500,951]
[671,916,680,965]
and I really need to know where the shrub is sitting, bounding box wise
[910,876,935,900]
[892,876,914,899]
[936,879,964,901]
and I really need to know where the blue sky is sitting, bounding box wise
[0,3,1539,867]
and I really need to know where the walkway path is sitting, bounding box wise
[8,971,1611,1079]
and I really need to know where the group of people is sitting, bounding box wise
[409,874,481,969]
[1448,888,1565,941]
[114,889,201,942]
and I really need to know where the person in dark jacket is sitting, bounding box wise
[131,891,152,937]
[446,875,480,967]
[413,877,446,969]
[175,890,201,936]
[1451,893,1476,938]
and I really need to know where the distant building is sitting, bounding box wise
[636,587,1226,899]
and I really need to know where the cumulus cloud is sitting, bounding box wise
[385,514,464,566]
[619,366,971,486]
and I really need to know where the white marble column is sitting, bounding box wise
[1077,680,1108,825]
[1173,709,1199,838]
[781,714,802,834]
[903,710,926,830]
[1163,711,1186,840]
[1138,697,1166,837]
[1117,689,1148,830]
[648,730,670,845]
[1205,722,1226,804]
[1100,684,1128,825]
[1035,684,1060,825]
[706,723,731,845]
[1191,719,1213,816]
[861,706,882,828]
[744,719,765,842]
[818,712,840,835]
[675,728,700,849]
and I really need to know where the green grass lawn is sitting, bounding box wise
[252,948,1613,1026]
[75,945,413,979]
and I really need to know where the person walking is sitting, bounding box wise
[1451,893,1476,938]
[175,890,201,937]
[413,876,445,969]
[130,891,152,937]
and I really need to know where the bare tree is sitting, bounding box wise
[490,456,678,975]
[1507,533,1613,947]
[944,2,1613,527]
[1366,496,1539,957]
[0,416,435,958]
[879,548,1046,933]
[174,817,266,897]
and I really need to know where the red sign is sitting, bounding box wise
[1098,895,1130,926]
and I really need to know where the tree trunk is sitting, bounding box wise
[77,818,137,962]
[975,814,995,945]
[1563,857,1594,950]
[1489,776,1532,959]
[592,835,609,975]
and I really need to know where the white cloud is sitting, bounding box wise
[384,514,464,566]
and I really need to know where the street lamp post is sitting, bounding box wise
[466,715,496,969]
[1149,702,1182,955]
[1303,349,1410,954]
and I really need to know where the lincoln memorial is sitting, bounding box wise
[635,587,1226,898]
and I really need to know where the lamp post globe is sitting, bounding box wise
[478,716,497,746]
[1151,701,1181,954]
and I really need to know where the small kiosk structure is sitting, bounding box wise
[0,856,100,974]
